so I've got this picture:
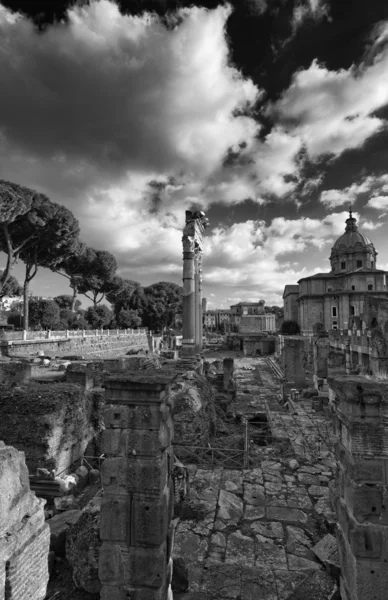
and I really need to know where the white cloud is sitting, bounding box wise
[360,219,383,230]
[0,1,259,180]
[321,174,388,208]
[272,39,388,159]
[202,213,350,297]
[367,196,388,210]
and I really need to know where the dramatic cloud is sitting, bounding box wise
[203,213,351,300]
[0,1,258,180]
[320,174,388,208]
[1,1,387,307]
[272,34,388,159]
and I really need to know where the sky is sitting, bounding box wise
[1,0,388,310]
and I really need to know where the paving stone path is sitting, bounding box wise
[173,357,338,599]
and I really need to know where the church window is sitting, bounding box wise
[351,285,355,290]
[341,261,346,269]
[351,306,355,316]
[332,306,337,317]
[357,260,362,268]
[371,261,374,268]
[368,284,373,290]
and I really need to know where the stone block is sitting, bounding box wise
[101,456,168,495]
[344,480,386,523]
[131,488,169,547]
[104,375,172,407]
[99,542,125,585]
[100,495,131,543]
[104,403,165,431]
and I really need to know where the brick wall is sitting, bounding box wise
[0,442,50,600]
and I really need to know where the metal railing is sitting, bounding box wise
[174,444,248,469]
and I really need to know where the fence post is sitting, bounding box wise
[47,330,50,339]
[82,329,86,339]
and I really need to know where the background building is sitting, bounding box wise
[284,211,388,335]
[283,286,299,322]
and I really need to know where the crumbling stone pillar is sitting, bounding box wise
[99,373,175,600]
[0,441,50,600]
[282,338,306,391]
[181,211,208,358]
[328,375,388,600]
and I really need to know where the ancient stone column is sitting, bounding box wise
[182,230,196,358]
[328,375,388,600]
[181,211,208,358]
[195,250,204,355]
[99,373,175,600]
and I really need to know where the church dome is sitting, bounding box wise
[330,209,377,273]
[333,212,373,249]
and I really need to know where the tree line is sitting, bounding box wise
[0,179,183,330]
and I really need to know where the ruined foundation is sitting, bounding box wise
[0,442,50,600]
[329,376,388,600]
[99,373,175,599]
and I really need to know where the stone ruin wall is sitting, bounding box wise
[328,376,388,600]
[0,442,50,600]
[0,382,104,474]
[0,330,149,358]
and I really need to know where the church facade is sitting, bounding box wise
[284,211,388,335]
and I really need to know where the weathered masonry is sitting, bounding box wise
[99,373,175,600]
[0,442,50,600]
[181,210,209,358]
[329,376,388,600]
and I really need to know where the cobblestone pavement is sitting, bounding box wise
[173,357,338,599]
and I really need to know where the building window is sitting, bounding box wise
[327,287,332,292]
[351,306,355,316]
[356,260,362,268]
[332,322,338,330]
[351,285,355,290]
[371,261,374,268]
[332,306,337,317]
[341,261,346,270]
[368,284,373,290]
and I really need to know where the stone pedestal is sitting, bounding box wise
[99,374,175,600]
[328,376,388,600]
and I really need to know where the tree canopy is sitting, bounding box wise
[16,194,80,329]
[76,249,117,307]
